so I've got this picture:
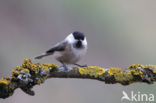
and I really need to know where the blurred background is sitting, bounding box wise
[0,0,156,103]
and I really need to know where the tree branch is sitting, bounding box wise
[0,59,156,99]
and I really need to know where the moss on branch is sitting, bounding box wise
[1,59,156,99]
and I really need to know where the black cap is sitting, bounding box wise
[72,31,85,40]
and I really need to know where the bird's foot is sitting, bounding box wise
[57,65,69,72]
[74,63,88,68]
[63,64,69,71]
[58,63,69,71]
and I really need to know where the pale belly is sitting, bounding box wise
[54,47,87,64]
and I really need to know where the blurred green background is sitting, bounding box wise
[0,0,156,103]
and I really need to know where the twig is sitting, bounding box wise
[0,59,156,99]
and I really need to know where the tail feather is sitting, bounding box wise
[35,55,44,59]
[35,53,49,59]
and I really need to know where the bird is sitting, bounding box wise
[35,31,88,70]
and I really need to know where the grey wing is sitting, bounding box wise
[35,41,67,59]
[46,41,67,53]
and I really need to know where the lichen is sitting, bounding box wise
[107,67,134,83]
[129,64,145,69]
[108,67,122,76]
[78,66,105,78]
[144,64,156,73]
[43,63,58,69]
[9,59,59,88]
[128,69,143,77]
[0,78,15,99]
[0,78,10,85]
[22,59,32,69]
[17,70,33,85]
[128,64,156,75]
[2,59,156,99]
[12,69,20,77]
[37,79,41,85]
[39,65,50,73]
[114,72,133,82]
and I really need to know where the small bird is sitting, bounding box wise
[35,31,88,70]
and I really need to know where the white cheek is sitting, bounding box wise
[65,33,75,44]
[83,38,87,46]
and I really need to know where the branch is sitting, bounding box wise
[0,59,156,99]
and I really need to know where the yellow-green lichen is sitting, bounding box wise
[144,64,156,73]
[12,66,30,76]
[15,66,23,71]
[78,66,105,78]
[22,59,58,74]
[21,68,30,72]
[42,77,47,81]
[22,59,32,68]
[12,69,20,76]
[108,67,122,76]
[128,69,143,77]
[43,63,58,68]
[145,64,156,69]
[23,59,31,64]
[37,79,41,85]
[128,64,156,74]
[39,65,50,73]
[0,78,10,85]
[129,64,145,69]
[153,70,156,74]
[114,72,133,82]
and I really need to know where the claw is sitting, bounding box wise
[63,64,69,71]
[74,64,88,67]
[60,62,69,71]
